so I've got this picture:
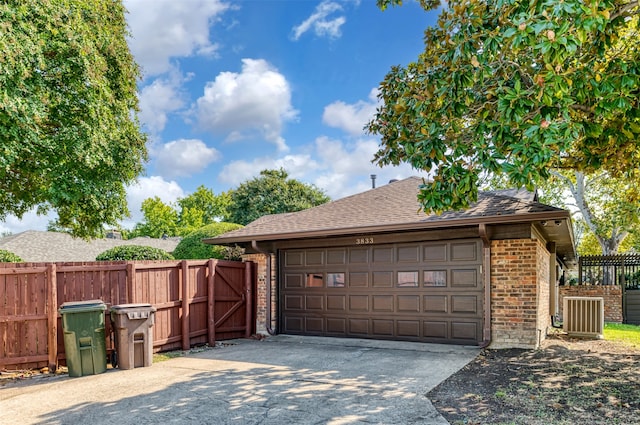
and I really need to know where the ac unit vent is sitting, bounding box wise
[563,297,604,339]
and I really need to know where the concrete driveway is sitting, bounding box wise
[1,335,479,425]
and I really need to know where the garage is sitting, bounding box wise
[280,239,484,344]
[206,176,577,349]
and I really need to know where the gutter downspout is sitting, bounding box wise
[251,240,276,335]
[478,224,492,348]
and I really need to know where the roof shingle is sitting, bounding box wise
[207,176,569,244]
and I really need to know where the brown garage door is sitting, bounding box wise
[280,239,484,345]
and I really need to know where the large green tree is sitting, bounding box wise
[0,0,147,238]
[226,169,330,225]
[130,197,178,238]
[370,0,640,214]
[540,170,640,255]
[177,185,231,233]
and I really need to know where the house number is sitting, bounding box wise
[355,237,374,245]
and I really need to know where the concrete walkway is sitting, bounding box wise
[1,336,479,425]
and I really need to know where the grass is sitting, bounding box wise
[604,323,640,349]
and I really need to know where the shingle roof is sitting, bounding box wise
[0,230,180,262]
[206,176,570,244]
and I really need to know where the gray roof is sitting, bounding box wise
[0,231,180,262]
[206,177,571,245]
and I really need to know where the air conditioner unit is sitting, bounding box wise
[563,297,604,339]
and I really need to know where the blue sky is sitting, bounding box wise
[2,0,440,234]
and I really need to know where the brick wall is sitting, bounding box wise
[490,239,550,349]
[559,285,623,323]
[242,253,269,333]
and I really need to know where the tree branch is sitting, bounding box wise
[612,0,639,20]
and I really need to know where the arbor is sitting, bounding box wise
[0,1,147,238]
[370,0,640,214]
[226,169,330,225]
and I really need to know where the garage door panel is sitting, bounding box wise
[281,239,483,345]
[451,242,478,261]
[424,295,448,313]
[451,269,479,287]
[326,318,346,334]
[424,321,448,339]
[327,295,346,311]
[306,295,323,310]
[285,295,304,310]
[349,272,368,287]
[398,245,419,262]
[284,274,304,288]
[349,295,369,311]
[451,295,478,314]
[373,247,393,263]
[306,250,324,265]
[372,320,394,336]
[451,321,479,341]
[397,295,420,312]
[327,249,346,264]
[423,243,447,262]
[373,271,393,287]
[349,318,369,334]
[285,316,303,333]
[285,251,304,266]
[349,248,369,263]
[397,320,420,337]
[305,317,323,333]
[372,295,394,312]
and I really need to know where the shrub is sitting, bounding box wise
[96,245,174,261]
[173,222,243,260]
[0,249,23,262]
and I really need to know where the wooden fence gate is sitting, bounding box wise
[0,260,256,371]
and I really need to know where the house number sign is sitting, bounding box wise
[355,237,374,245]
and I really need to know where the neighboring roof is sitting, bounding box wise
[0,230,180,262]
[205,177,574,259]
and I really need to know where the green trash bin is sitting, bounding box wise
[59,300,107,377]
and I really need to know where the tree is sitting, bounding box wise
[172,223,244,260]
[226,169,330,225]
[0,1,147,238]
[95,245,174,261]
[369,0,640,214]
[0,249,23,263]
[540,170,640,255]
[177,186,231,233]
[130,197,179,238]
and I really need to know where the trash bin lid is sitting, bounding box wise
[59,299,106,313]
[111,303,155,312]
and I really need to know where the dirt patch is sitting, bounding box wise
[428,332,640,425]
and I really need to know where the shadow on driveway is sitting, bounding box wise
[0,336,479,425]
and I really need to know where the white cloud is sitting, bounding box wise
[291,1,346,40]
[217,134,419,200]
[123,176,185,227]
[322,88,379,136]
[0,210,56,234]
[124,0,230,76]
[218,154,320,187]
[154,139,221,178]
[194,59,298,152]
[138,74,187,134]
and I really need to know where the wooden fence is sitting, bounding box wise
[0,260,255,371]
